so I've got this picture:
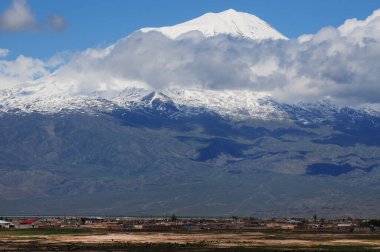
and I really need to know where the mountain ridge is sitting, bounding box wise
[1,86,379,127]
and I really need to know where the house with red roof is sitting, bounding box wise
[15,218,40,229]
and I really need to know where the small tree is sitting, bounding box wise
[298,219,309,227]
[170,214,178,222]
[369,219,380,227]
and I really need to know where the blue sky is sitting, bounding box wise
[0,0,379,60]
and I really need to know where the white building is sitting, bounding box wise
[0,220,14,229]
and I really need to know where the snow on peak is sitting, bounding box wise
[140,9,288,40]
[142,91,173,104]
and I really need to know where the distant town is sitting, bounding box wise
[2,215,380,251]
[1,215,379,233]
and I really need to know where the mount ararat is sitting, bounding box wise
[0,10,379,217]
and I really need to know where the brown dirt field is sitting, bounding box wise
[1,230,380,251]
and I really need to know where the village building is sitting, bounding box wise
[15,218,40,229]
[0,220,14,229]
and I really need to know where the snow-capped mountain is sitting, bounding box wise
[0,84,284,120]
[2,9,380,219]
[2,83,379,127]
[0,9,377,124]
[141,9,288,40]
[0,9,291,118]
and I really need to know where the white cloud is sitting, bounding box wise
[339,9,380,38]
[48,14,66,32]
[0,48,10,57]
[0,55,49,89]
[0,0,36,32]
[0,0,66,32]
[0,50,72,89]
[2,9,380,108]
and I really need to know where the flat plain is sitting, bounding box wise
[1,230,380,251]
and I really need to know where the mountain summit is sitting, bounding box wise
[141,9,288,40]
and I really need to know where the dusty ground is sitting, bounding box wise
[0,230,380,251]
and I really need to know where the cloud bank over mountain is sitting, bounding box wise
[0,55,49,87]
[2,9,380,108]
